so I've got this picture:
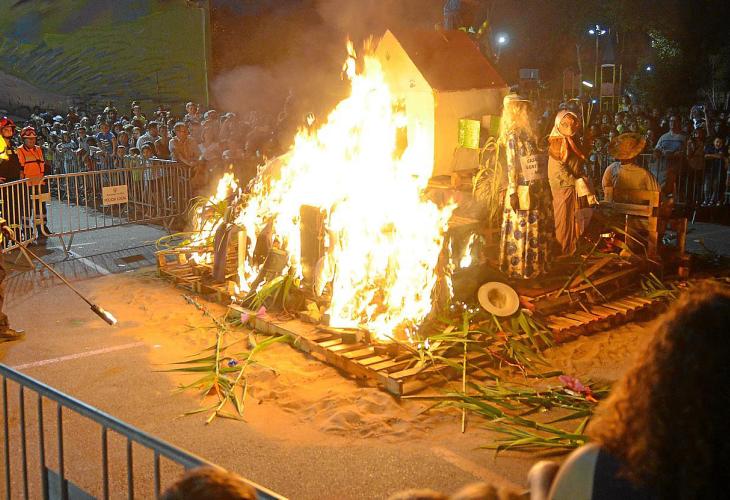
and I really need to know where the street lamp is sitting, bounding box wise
[495,33,509,62]
[645,65,653,72]
[587,24,607,99]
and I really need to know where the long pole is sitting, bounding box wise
[594,35,599,102]
[6,232,117,325]
[201,1,211,108]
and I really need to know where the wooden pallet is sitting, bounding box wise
[156,247,212,269]
[227,304,507,396]
[545,291,663,341]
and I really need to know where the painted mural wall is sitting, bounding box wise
[0,0,207,113]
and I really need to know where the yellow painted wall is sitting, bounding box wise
[434,87,508,176]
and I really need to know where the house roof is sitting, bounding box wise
[387,28,505,91]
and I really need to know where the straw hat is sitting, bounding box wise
[477,282,520,317]
[503,93,530,106]
[608,133,646,160]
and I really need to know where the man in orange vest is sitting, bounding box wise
[17,126,52,239]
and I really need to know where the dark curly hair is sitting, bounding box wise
[588,281,730,499]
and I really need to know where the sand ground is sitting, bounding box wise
[0,266,659,499]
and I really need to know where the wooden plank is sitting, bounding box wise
[328,343,367,355]
[564,313,590,324]
[357,355,391,367]
[369,358,412,372]
[613,299,640,311]
[602,302,631,314]
[588,305,620,317]
[342,347,376,360]
[318,338,343,349]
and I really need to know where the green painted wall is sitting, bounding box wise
[0,0,207,111]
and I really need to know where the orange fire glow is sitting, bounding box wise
[192,41,455,342]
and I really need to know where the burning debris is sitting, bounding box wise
[189,41,458,342]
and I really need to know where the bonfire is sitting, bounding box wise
[189,41,456,343]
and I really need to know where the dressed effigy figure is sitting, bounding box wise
[547,110,587,256]
[498,94,554,279]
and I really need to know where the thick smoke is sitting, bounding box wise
[210,0,442,139]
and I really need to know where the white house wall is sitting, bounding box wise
[375,31,436,178]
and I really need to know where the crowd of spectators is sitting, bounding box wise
[538,95,730,210]
[12,99,291,193]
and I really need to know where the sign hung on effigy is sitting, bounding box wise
[520,153,547,182]
[102,185,129,206]
[458,119,481,149]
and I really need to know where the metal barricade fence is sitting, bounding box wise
[0,178,40,254]
[0,364,284,499]
[593,153,720,213]
[2,159,192,256]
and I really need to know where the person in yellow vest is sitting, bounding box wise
[0,117,26,341]
[0,216,24,342]
[17,126,52,239]
[0,117,22,183]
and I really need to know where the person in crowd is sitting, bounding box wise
[56,131,77,174]
[113,145,126,168]
[116,130,131,151]
[498,94,554,279]
[187,119,203,145]
[617,95,631,113]
[75,126,90,156]
[184,101,200,124]
[160,467,256,500]
[155,124,171,160]
[548,110,586,255]
[539,282,730,500]
[103,105,118,125]
[703,135,728,206]
[686,127,708,205]
[169,122,197,167]
[66,106,80,126]
[131,126,142,146]
[131,103,147,127]
[653,114,686,200]
[95,121,116,156]
[200,120,223,162]
[136,120,159,152]
[84,137,103,170]
[602,133,660,203]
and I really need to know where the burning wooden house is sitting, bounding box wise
[374,29,508,177]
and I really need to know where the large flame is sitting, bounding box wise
[193,41,454,341]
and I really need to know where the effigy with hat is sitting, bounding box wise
[607,132,646,160]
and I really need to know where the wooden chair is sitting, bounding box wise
[599,189,687,258]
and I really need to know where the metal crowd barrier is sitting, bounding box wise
[1,160,192,256]
[0,364,283,499]
[591,152,727,216]
[0,178,39,255]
